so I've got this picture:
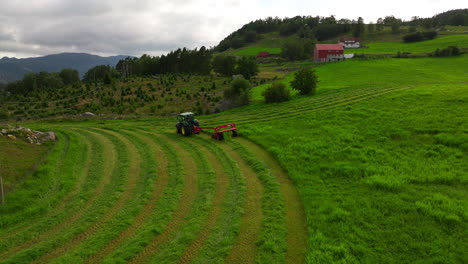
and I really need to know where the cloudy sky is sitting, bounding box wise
[0,0,465,58]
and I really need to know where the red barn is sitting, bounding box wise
[256,51,271,58]
[314,44,344,62]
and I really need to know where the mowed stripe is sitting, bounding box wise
[31,128,141,263]
[223,142,264,264]
[238,137,308,263]
[128,133,199,263]
[86,130,169,263]
[177,139,230,264]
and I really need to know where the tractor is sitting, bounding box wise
[176,112,237,140]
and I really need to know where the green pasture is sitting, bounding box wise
[346,34,468,54]
[251,54,468,100]
[233,47,282,56]
[0,52,467,263]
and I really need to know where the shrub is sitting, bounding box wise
[403,31,437,43]
[262,82,290,103]
[223,77,252,106]
[291,68,318,95]
[432,46,461,57]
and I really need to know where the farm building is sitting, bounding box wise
[314,44,344,62]
[256,51,271,58]
[339,37,361,48]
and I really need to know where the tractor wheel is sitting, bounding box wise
[176,123,182,134]
[232,130,238,137]
[183,125,192,137]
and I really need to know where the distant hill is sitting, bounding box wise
[0,53,130,83]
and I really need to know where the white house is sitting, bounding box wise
[339,37,361,48]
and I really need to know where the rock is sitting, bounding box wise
[26,137,34,144]
[39,131,57,142]
[1,129,7,135]
[7,134,16,140]
[81,112,95,117]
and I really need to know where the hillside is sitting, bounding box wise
[0,53,466,263]
[0,53,130,84]
[0,9,467,264]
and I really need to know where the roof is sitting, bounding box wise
[256,51,271,57]
[180,112,194,116]
[339,37,360,42]
[315,44,344,51]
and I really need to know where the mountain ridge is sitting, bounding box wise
[0,52,131,83]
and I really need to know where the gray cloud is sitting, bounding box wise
[0,0,228,57]
[0,0,466,58]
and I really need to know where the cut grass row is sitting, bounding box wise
[97,130,185,263]
[41,128,156,263]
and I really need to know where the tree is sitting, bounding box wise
[59,69,80,86]
[367,23,375,34]
[224,77,252,106]
[213,55,237,76]
[281,40,304,61]
[376,18,384,31]
[281,39,315,61]
[291,68,318,95]
[262,82,290,103]
[244,30,257,43]
[391,22,401,34]
[353,17,365,37]
[236,57,258,80]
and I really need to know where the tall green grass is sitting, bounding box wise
[346,34,468,54]
[237,83,468,263]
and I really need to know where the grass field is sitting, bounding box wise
[0,134,50,193]
[346,34,468,54]
[251,54,468,100]
[0,53,467,263]
[233,47,282,56]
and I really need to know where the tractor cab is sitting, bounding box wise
[176,112,199,136]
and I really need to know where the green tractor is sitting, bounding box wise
[175,112,238,140]
[176,112,200,136]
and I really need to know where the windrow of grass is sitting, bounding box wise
[146,133,218,263]
[237,83,467,263]
[189,135,245,264]
[99,129,185,263]
[46,128,159,263]
[227,140,286,264]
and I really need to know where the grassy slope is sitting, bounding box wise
[234,47,281,56]
[346,34,468,54]
[0,135,50,193]
[207,55,468,263]
[241,84,468,263]
[251,54,468,100]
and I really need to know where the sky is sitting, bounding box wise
[0,0,466,58]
